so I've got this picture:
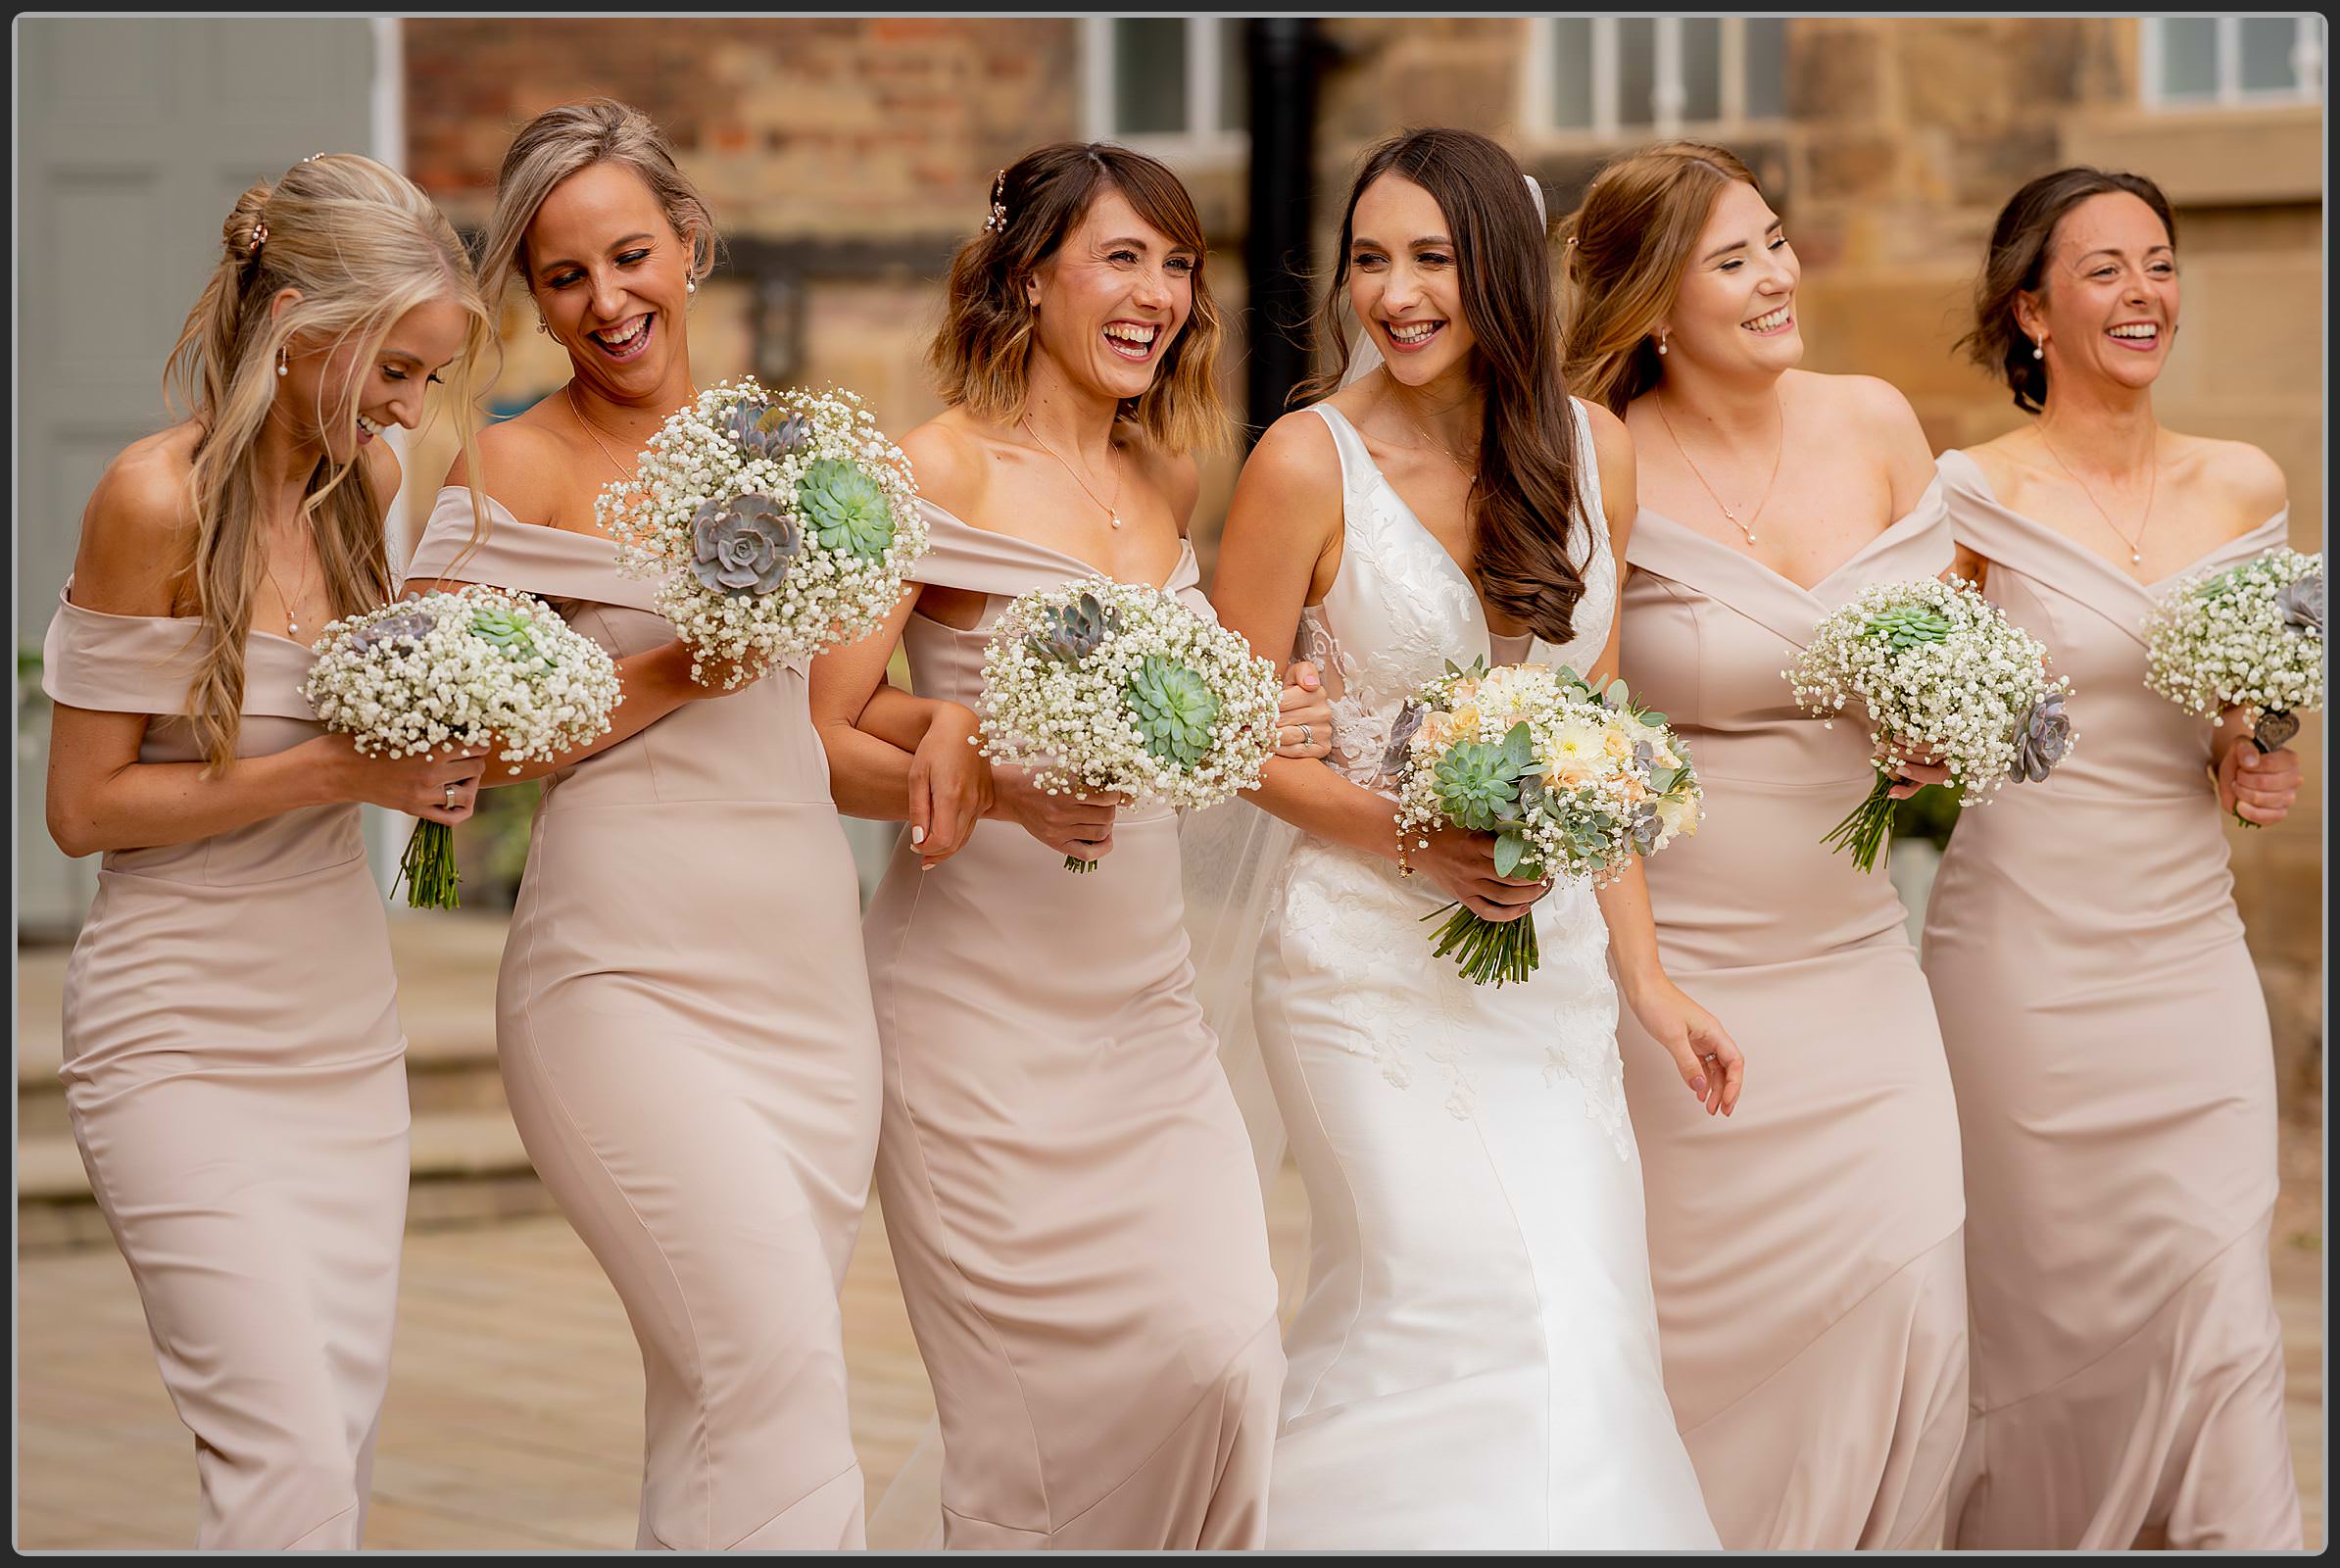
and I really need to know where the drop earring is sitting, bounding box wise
[2032,338,2045,360]
[535,315,549,335]
[686,278,697,296]
[276,345,289,377]
[1655,331,1669,357]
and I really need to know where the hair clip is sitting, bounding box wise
[981,169,1009,235]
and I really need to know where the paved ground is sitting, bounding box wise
[13,906,2323,1549]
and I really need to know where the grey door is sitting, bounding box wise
[16,17,379,936]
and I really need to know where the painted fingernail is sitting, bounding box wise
[910,825,926,845]
[1690,1075,1707,1095]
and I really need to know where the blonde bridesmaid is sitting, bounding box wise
[1558,141,1970,1548]
[810,144,1322,1549]
[42,157,493,1548]
[401,101,922,1549]
[1926,165,2304,1550]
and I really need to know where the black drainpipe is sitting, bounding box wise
[1243,17,1325,450]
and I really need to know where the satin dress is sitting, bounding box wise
[406,490,883,1549]
[1922,450,2301,1550]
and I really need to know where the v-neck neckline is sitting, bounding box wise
[1317,405,1499,639]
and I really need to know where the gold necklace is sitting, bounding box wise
[568,381,698,483]
[1654,390,1784,547]
[2035,424,2158,566]
[1396,408,1480,488]
[260,514,317,638]
[1020,414,1124,529]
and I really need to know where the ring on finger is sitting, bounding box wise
[443,783,460,811]
[1300,723,1312,748]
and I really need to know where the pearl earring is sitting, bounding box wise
[2032,339,2044,360]
[686,278,697,295]
[276,345,289,376]
[1655,333,1669,357]
[535,315,549,335]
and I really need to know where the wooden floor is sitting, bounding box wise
[16,1131,2322,1550]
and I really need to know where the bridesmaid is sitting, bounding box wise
[42,155,493,1547]
[1558,141,1970,1548]
[399,101,933,1549]
[808,143,1319,1548]
[1926,166,2304,1549]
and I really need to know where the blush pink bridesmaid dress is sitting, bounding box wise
[45,586,410,1549]
[857,501,1285,1548]
[1923,449,2302,1550]
[405,488,883,1549]
[1614,480,1971,1548]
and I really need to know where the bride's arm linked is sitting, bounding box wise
[1211,409,1551,926]
[1584,403,1744,1116]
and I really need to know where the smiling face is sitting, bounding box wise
[1346,172,1480,389]
[279,294,470,465]
[1663,178,1802,378]
[524,160,699,400]
[2020,191,2178,398]
[1024,184,1194,403]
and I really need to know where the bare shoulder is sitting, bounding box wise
[445,414,573,529]
[1575,397,1637,531]
[898,412,994,520]
[72,425,202,614]
[358,435,404,514]
[2172,432,2288,524]
[1801,369,1935,501]
[1242,405,1341,492]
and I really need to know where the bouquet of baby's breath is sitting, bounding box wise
[2144,548,2322,823]
[598,377,927,685]
[1787,576,2073,872]
[303,586,620,907]
[1389,659,1703,986]
[976,579,1281,872]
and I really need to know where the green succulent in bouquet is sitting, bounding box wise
[796,458,898,561]
[1124,656,1221,769]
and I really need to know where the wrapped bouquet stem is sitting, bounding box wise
[1788,576,2075,872]
[600,378,929,681]
[2143,546,2323,827]
[1389,659,1704,986]
[302,586,622,907]
[976,580,1281,872]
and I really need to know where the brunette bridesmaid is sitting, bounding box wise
[1559,141,1970,1548]
[1926,166,2304,1550]
[42,156,493,1548]
[809,144,1325,1548]
[399,101,930,1549]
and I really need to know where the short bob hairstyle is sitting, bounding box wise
[1958,166,2178,414]
[928,142,1228,455]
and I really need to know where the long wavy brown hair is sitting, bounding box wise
[928,142,1229,456]
[1556,140,1763,416]
[163,154,493,772]
[1300,127,1589,646]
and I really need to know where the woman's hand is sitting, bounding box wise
[991,765,1123,865]
[1621,971,1744,1117]
[1274,660,1335,761]
[666,640,777,697]
[907,704,992,869]
[2218,732,2303,826]
[1882,739,1952,801]
[308,735,489,826]
[1406,822,1551,923]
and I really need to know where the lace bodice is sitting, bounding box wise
[1298,402,1616,788]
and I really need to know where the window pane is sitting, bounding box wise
[1114,18,1189,135]
[1550,18,1594,129]
[2158,17,2218,100]
[2239,17,2300,91]
[1681,18,1722,122]
[1744,19,1788,120]
[1219,19,1247,132]
[1619,17,1657,127]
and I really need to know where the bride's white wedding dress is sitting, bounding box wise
[1245,400,1719,1549]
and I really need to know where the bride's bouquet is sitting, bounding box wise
[1787,576,2073,872]
[598,377,928,686]
[975,579,1282,872]
[2143,547,2322,822]
[1389,659,1703,986]
[303,586,621,907]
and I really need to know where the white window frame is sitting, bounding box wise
[1525,16,1787,141]
[1081,17,1246,163]
[2140,16,2325,109]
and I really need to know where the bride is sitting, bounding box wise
[1201,127,1739,1549]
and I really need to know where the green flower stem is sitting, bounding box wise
[397,820,463,909]
[1821,770,1899,872]
[1420,900,1542,986]
[1063,853,1097,874]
